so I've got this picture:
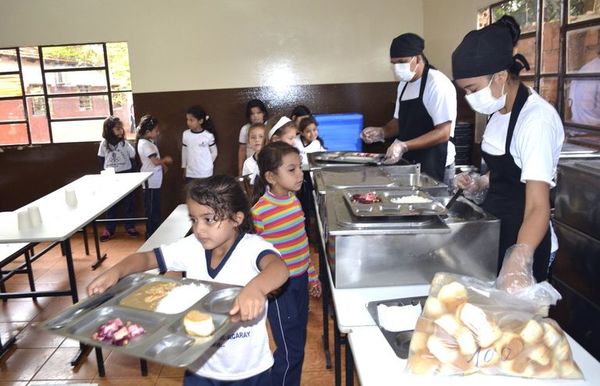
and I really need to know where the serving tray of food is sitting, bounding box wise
[343,189,448,217]
[39,273,242,367]
[312,151,386,165]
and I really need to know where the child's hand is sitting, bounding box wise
[162,156,173,165]
[229,284,265,322]
[162,164,169,173]
[87,269,120,296]
[309,280,322,298]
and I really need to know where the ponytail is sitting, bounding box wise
[509,53,530,76]
[251,174,268,206]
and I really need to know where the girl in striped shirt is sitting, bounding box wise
[251,142,321,386]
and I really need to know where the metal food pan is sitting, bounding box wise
[343,189,447,217]
[366,296,428,359]
[39,273,242,368]
[313,151,385,165]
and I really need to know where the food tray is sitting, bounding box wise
[343,189,447,217]
[39,273,242,368]
[312,151,385,165]
[366,296,428,359]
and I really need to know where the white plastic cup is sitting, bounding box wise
[28,206,42,227]
[17,210,31,230]
[65,189,78,207]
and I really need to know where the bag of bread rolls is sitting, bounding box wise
[407,272,583,379]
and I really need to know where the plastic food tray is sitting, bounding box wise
[343,189,447,217]
[313,151,385,165]
[39,273,242,367]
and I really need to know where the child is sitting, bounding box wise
[182,105,218,183]
[290,105,311,126]
[97,116,139,241]
[266,115,297,145]
[293,116,326,167]
[238,99,269,175]
[251,142,322,386]
[87,175,289,385]
[241,123,267,185]
[136,115,173,239]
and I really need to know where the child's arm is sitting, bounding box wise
[229,253,288,321]
[98,156,105,171]
[181,135,188,178]
[87,251,158,296]
[237,144,245,175]
[209,143,217,162]
[307,258,322,298]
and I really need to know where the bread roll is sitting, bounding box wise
[437,281,468,312]
[520,320,544,344]
[542,320,562,349]
[458,303,500,347]
[528,343,551,366]
[410,331,429,352]
[415,317,435,334]
[475,347,500,368]
[183,310,215,337]
[427,335,459,364]
[494,332,524,361]
[423,297,446,319]
[408,351,440,375]
[553,338,572,361]
[455,327,478,357]
[560,360,583,379]
[434,314,460,336]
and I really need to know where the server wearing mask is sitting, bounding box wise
[452,16,564,291]
[361,33,457,184]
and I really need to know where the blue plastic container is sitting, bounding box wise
[313,113,363,151]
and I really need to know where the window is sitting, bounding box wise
[0,43,135,146]
[478,0,600,144]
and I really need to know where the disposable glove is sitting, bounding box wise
[360,126,385,144]
[496,244,535,294]
[383,139,408,164]
[453,172,489,204]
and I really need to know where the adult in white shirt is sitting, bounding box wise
[361,33,456,184]
[452,16,564,290]
[568,55,600,126]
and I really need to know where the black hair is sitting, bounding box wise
[102,116,124,149]
[290,105,311,120]
[298,116,317,132]
[252,142,300,205]
[136,114,159,140]
[187,175,255,234]
[186,105,216,135]
[496,15,529,78]
[245,99,269,122]
[266,115,297,140]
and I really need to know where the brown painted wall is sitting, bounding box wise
[1,81,474,217]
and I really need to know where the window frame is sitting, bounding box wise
[480,0,600,136]
[0,42,132,147]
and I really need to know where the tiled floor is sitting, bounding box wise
[0,230,355,385]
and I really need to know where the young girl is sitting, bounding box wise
[293,116,326,167]
[238,99,269,175]
[88,175,289,385]
[182,105,218,182]
[136,115,173,239]
[241,123,268,185]
[97,116,139,241]
[251,142,321,386]
[266,115,297,145]
[290,105,311,126]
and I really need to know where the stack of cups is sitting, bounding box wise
[65,188,78,207]
[17,206,42,230]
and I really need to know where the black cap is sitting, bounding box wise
[390,33,424,58]
[452,23,515,79]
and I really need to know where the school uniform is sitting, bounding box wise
[155,233,279,384]
[137,138,163,238]
[481,85,564,280]
[97,140,137,233]
[242,155,259,185]
[393,65,457,182]
[182,129,217,179]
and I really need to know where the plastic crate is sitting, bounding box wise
[313,113,363,151]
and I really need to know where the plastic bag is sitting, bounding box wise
[407,272,583,379]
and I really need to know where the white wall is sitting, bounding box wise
[423,0,498,77]
[0,0,423,93]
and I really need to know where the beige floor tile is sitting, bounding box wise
[0,302,41,323]
[97,351,160,379]
[158,366,185,378]
[13,323,65,349]
[31,347,102,381]
[155,377,184,386]
[0,348,55,381]
[94,378,155,386]
[0,381,28,386]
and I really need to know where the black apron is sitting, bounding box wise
[397,64,447,182]
[481,83,551,282]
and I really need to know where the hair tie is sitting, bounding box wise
[205,115,210,121]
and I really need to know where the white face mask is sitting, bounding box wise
[393,57,416,82]
[464,76,507,115]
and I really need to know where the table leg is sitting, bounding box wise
[345,335,354,386]
[91,221,107,270]
[95,347,105,377]
[0,333,17,359]
[334,312,342,386]
[24,249,37,301]
[82,226,90,255]
[319,242,332,369]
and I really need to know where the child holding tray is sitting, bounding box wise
[87,175,289,386]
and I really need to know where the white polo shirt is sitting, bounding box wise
[182,129,216,178]
[394,68,457,167]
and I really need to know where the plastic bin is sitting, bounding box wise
[313,113,363,151]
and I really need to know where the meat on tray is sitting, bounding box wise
[92,318,145,346]
[351,192,382,204]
